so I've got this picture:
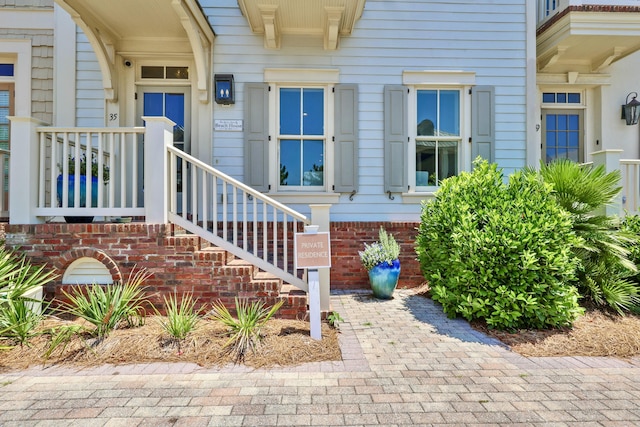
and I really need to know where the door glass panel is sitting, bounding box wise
[544,112,582,163]
[143,92,185,143]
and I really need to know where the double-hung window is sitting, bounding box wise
[415,89,461,187]
[243,70,356,198]
[385,72,491,197]
[278,87,326,190]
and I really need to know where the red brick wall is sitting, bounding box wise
[1,221,426,317]
[329,222,425,290]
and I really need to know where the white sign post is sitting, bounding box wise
[295,226,331,340]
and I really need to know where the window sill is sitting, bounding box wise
[401,191,437,203]
[268,192,341,204]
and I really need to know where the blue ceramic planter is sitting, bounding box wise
[368,259,400,299]
[56,175,98,208]
[56,175,98,223]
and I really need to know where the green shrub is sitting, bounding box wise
[534,160,639,314]
[416,159,583,330]
[59,268,150,340]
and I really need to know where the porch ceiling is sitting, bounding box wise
[537,11,640,74]
[56,0,215,102]
[237,0,366,50]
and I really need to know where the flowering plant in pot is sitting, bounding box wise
[57,153,110,223]
[359,227,401,299]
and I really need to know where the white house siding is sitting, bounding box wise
[205,0,529,221]
[0,0,52,7]
[72,1,530,221]
[75,28,103,127]
[0,28,53,123]
[598,52,640,160]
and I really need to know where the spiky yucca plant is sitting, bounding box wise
[60,268,150,339]
[209,298,283,363]
[530,159,639,313]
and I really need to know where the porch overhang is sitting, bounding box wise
[237,0,365,50]
[537,9,640,74]
[55,0,215,103]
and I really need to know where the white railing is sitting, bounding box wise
[0,148,8,219]
[9,116,314,293]
[538,0,640,26]
[34,126,145,218]
[620,159,640,215]
[167,145,311,292]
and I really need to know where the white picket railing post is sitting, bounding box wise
[143,116,175,224]
[591,149,623,216]
[310,204,332,311]
[8,116,48,224]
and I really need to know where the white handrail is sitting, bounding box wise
[34,127,145,217]
[167,145,310,291]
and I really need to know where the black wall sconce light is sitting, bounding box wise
[214,74,235,105]
[621,92,640,125]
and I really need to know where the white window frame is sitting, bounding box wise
[403,71,474,195]
[407,85,471,193]
[274,85,329,192]
[265,68,338,195]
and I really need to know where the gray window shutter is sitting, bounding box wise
[471,86,495,163]
[244,83,269,192]
[384,85,408,193]
[334,84,359,193]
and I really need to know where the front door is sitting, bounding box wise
[137,86,190,205]
[542,109,584,163]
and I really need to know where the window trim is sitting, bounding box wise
[269,82,334,193]
[407,85,471,193]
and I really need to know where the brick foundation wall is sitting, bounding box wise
[1,221,426,317]
[329,222,425,290]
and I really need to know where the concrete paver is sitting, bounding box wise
[1,288,640,426]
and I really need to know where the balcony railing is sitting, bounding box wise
[35,126,145,218]
[8,116,315,293]
[538,0,640,27]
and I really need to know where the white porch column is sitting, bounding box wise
[591,149,623,216]
[9,117,48,224]
[143,116,175,224]
[310,204,331,311]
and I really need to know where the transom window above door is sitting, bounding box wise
[278,87,326,190]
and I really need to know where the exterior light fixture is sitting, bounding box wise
[621,92,640,125]
[214,74,235,105]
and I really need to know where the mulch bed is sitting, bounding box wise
[0,316,341,372]
[472,310,640,359]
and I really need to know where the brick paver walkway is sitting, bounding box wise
[1,288,640,426]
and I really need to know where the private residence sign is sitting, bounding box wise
[294,232,331,269]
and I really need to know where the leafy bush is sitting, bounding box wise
[416,159,583,330]
[59,268,150,339]
[533,160,639,314]
[209,298,283,363]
